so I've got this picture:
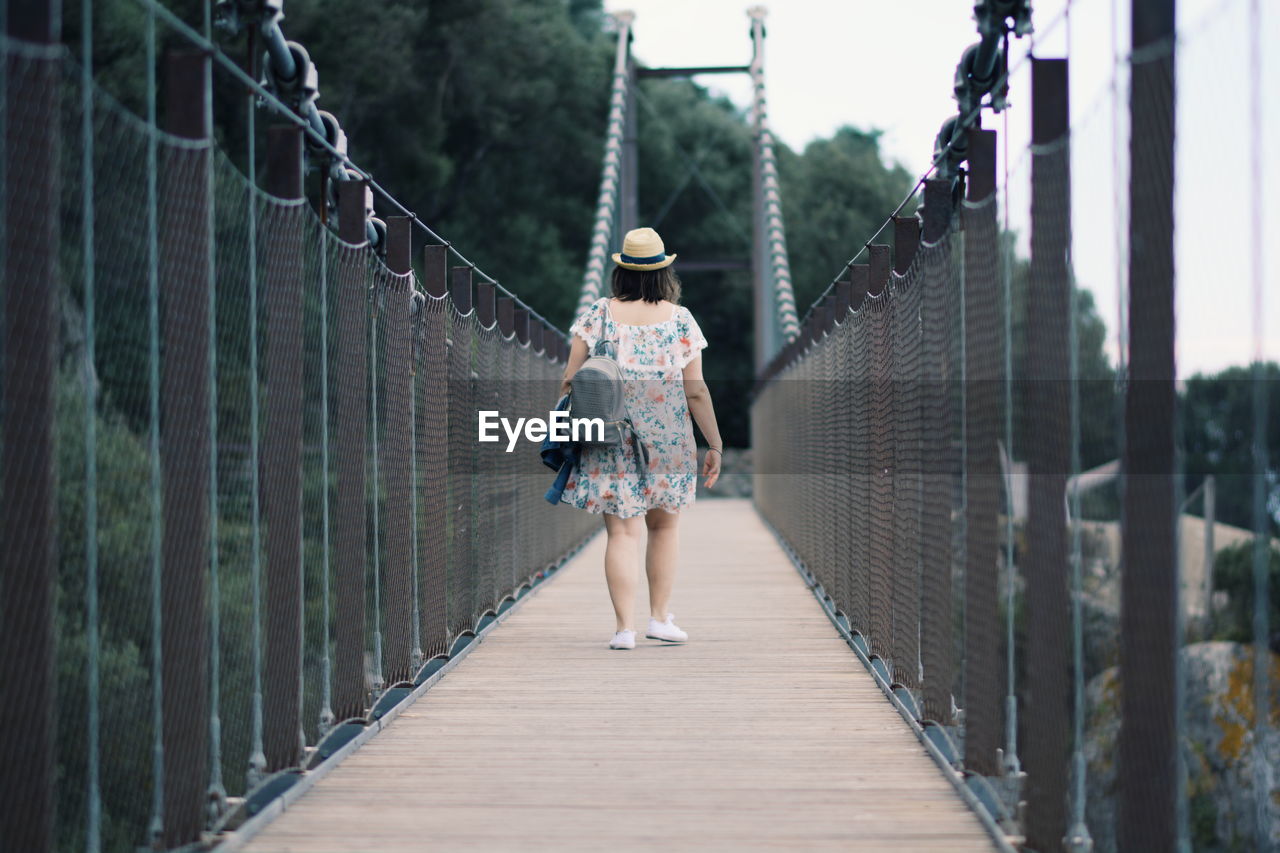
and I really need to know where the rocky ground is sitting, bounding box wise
[1084,641,1280,852]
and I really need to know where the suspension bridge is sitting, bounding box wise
[1,1,1275,852]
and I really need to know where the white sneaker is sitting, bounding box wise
[645,612,688,643]
[609,629,636,650]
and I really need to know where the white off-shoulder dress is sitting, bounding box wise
[562,297,708,519]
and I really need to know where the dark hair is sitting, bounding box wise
[610,264,682,304]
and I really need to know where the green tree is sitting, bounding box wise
[780,127,915,312]
[280,0,615,326]
[53,366,160,852]
[1006,247,1120,476]
[1183,363,1280,532]
[1211,540,1280,647]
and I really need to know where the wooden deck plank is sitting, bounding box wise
[241,499,997,852]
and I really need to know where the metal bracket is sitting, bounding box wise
[305,718,368,770]
[369,684,415,721]
[448,630,477,658]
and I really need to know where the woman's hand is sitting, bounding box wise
[560,336,589,400]
[701,447,721,489]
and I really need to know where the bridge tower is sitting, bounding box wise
[748,7,801,372]
[579,9,800,371]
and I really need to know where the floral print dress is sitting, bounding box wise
[562,297,708,519]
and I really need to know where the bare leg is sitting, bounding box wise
[603,513,645,632]
[644,508,681,620]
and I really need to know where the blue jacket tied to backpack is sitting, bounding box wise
[540,393,579,505]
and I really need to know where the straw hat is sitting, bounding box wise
[612,227,677,271]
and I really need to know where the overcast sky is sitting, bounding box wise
[605,0,1279,379]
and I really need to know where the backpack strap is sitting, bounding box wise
[588,301,647,480]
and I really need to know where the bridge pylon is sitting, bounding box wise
[748,7,800,372]
[578,8,800,375]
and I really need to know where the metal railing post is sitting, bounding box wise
[261,122,306,772]
[333,178,370,720]
[449,267,476,633]
[848,262,872,641]
[530,317,545,355]
[891,236,923,694]
[474,281,497,611]
[451,268,474,313]
[1024,57,1073,853]
[893,215,921,274]
[1119,0,1179,847]
[832,278,854,623]
[476,283,497,329]
[496,296,519,595]
[514,307,530,346]
[849,264,869,308]
[867,244,895,666]
[159,48,215,842]
[962,127,1002,777]
[497,297,515,336]
[920,177,956,724]
[382,217,415,684]
[419,244,450,658]
[0,0,59,846]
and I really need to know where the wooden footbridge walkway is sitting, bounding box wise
[235,500,996,853]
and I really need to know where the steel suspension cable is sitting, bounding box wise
[318,235,335,737]
[410,327,422,671]
[81,0,102,847]
[1056,5,1095,848]
[145,0,167,841]
[370,278,384,699]
[1065,20,1095,851]
[747,10,799,343]
[202,0,228,824]
[1000,106,1020,780]
[649,145,708,229]
[1248,1,1271,848]
[655,146,706,227]
[245,33,267,791]
[578,12,632,314]
[1,0,5,287]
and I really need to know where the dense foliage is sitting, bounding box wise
[1211,541,1280,649]
[1184,363,1280,532]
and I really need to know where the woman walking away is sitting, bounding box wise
[559,227,724,651]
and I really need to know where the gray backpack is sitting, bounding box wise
[570,339,650,477]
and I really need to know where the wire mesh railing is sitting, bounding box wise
[752,1,1278,851]
[0,5,598,850]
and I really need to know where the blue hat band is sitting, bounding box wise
[620,252,667,264]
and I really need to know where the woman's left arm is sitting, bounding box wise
[559,335,589,398]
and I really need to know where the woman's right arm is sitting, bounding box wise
[682,354,723,488]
